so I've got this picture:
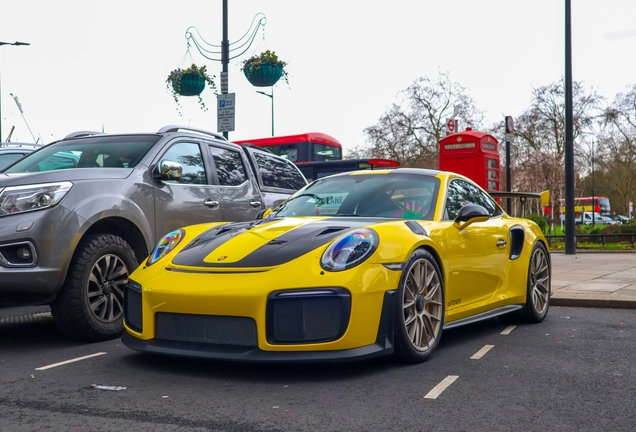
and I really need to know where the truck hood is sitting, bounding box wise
[0,168,134,187]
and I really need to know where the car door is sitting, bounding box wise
[442,178,509,311]
[207,143,263,221]
[153,140,223,238]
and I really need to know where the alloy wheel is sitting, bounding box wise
[87,254,128,323]
[402,258,443,351]
[529,247,550,315]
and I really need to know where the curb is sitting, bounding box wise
[551,293,636,309]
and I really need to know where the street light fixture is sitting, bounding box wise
[0,41,30,142]
[256,88,274,136]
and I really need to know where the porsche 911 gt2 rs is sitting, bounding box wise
[122,168,551,363]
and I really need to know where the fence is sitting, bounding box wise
[545,233,636,248]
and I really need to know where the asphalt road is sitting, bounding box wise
[1,305,635,432]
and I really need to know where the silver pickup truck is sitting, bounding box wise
[0,125,307,341]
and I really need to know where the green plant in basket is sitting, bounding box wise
[241,50,289,87]
[166,64,217,113]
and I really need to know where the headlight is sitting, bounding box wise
[0,182,73,217]
[320,228,378,272]
[146,229,185,266]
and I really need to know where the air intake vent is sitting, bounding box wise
[317,227,346,237]
[266,288,351,344]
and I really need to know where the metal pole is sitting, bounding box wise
[221,0,229,140]
[592,141,596,226]
[564,0,576,254]
[506,139,511,213]
[256,89,274,136]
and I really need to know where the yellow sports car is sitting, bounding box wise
[122,168,551,363]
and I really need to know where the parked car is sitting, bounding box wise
[606,214,628,225]
[0,142,43,170]
[122,168,551,364]
[0,125,307,341]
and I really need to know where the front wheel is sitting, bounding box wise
[521,242,551,323]
[394,249,444,364]
[51,233,138,342]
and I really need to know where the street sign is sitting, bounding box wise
[445,118,456,135]
[505,116,514,133]
[220,72,228,94]
[217,93,235,132]
[505,133,514,142]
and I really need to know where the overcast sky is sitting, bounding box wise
[2,1,636,153]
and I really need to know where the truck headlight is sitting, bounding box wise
[0,182,73,216]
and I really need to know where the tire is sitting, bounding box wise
[521,242,551,323]
[394,249,444,364]
[51,233,138,342]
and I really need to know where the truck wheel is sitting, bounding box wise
[51,233,138,342]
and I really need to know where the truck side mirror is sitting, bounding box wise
[153,160,183,181]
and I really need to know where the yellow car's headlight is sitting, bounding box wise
[320,228,378,272]
[147,229,185,266]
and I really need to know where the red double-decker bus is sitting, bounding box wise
[233,132,342,163]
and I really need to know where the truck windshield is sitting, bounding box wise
[5,135,160,173]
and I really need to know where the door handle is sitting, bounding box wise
[204,199,220,209]
[249,200,262,208]
[496,239,507,248]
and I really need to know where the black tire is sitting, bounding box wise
[394,249,445,364]
[521,242,551,323]
[51,233,138,342]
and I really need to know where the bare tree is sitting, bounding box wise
[592,85,636,214]
[355,70,483,168]
[511,80,602,221]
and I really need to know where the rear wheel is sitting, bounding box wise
[51,234,138,341]
[394,249,444,363]
[522,242,551,323]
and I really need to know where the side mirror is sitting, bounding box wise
[454,204,489,230]
[256,208,273,220]
[153,160,183,181]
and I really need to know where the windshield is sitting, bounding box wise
[4,135,160,173]
[273,172,439,219]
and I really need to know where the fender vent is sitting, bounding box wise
[509,225,525,260]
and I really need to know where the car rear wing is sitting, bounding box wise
[489,190,550,217]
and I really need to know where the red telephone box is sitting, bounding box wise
[438,128,500,192]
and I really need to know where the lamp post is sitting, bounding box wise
[256,88,274,136]
[0,41,30,142]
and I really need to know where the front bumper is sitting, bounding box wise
[122,290,396,363]
[0,205,81,301]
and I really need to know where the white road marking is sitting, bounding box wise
[424,375,459,399]
[470,344,494,359]
[35,352,107,370]
[501,325,516,335]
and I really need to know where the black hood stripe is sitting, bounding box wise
[172,217,384,268]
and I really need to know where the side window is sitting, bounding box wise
[160,142,207,185]
[444,179,502,220]
[208,146,247,186]
[252,152,307,190]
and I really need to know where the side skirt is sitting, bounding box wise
[443,305,523,330]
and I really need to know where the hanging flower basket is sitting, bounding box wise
[241,50,289,88]
[174,73,206,96]
[166,64,217,115]
[243,63,283,87]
